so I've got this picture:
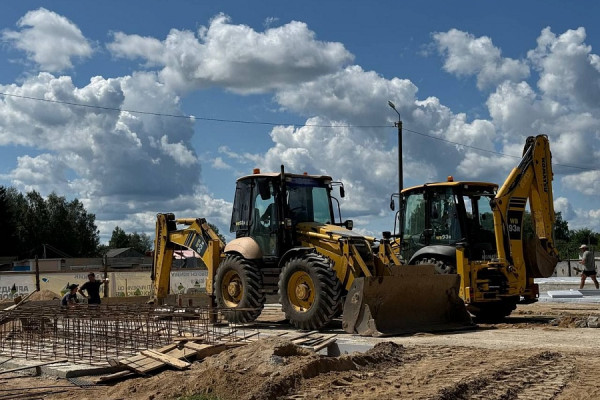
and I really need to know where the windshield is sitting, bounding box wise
[430,188,462,245]
[287,178,332,224]
[462,188,497,259]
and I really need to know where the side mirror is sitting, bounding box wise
[344,220,353,230]
[390,198,395,211]
[340,186,345,198]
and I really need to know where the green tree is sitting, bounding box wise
[109,226,129,248]
[554,212,570,241]
[0,187,99,258]
[0,186,19,256]
[108,227,153,254]
[128,232,153,254]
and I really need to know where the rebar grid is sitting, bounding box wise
[0,304,250,365]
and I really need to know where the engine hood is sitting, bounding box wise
[296,222,374,241]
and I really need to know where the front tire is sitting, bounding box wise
[215,254,265,323]
[278,253,342,331]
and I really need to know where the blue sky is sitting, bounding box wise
[1,1,600,243]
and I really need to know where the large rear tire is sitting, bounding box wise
[215,254,265,323]
[278,253,342,331]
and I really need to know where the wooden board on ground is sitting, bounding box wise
[183,342,228,358]
[141,349,191,369]
[96,370,135,383]
[118,343,184,374]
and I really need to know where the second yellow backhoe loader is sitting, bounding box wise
[391,135,559,320]
[150,166,472,336]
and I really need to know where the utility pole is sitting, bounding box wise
[388,101,403,193]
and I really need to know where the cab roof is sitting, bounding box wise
[237,172,333,182]
[401,181,498,194]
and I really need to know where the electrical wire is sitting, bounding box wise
[1,91,598,171]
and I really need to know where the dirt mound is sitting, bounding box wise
[0,290,60,307]
[549,314,600,328]
[105,338,405,400]
[28,289,61,301]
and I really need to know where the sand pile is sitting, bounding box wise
[29,289,61,301]
[105,337,405,400]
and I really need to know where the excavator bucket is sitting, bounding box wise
[342,265,473,336]
[524,237,559,278]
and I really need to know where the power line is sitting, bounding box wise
[403,128,596,171]
[1,91,597,171]
[0,92,384,128]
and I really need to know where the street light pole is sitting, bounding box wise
[388,101,403,194]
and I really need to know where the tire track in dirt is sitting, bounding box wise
[429,351,574,400]
[286,345,542,399]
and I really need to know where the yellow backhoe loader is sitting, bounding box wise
[391,135,559,320]
[150,166,472,336]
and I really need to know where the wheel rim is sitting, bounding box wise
[287,271,315,312]
[221,269,243,307]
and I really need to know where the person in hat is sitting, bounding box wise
[61,284,80,307]
[578,244,599,289]
[79,272,108,305]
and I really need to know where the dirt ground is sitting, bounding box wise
[2,301,600,400]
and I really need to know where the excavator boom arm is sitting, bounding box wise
[493,135,558,277]
[150,213,224,302]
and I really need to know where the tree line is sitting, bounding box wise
[0,187,226,260]
[0,186,591,260]
[0,187,155,259]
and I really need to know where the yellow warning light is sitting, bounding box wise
[447,176,454,182]
[253,168,261,174]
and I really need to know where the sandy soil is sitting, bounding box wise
[2,301,600,400]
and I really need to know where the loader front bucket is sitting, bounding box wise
[342,265,473,336]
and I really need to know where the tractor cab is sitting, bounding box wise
[398,180,498,271]
[229,168,346,261]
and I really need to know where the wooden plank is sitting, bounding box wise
[173,336,207,342]
[141,349,191,369]
[118,343,179,366]
[286,330,319,342]
[183,343,228,358]
[164,347,196,360]
[0,359,67,375]
[293,333,325,345]
[155,343,180,354]
[96,370,135,383]
[313,337,337,352]
[3,290,38,311]
[117,342,199,374]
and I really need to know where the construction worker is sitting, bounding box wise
[578,244,599,289]
[61,284,80,307]
[79,272,108,305]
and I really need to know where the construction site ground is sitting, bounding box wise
[2,300,600,400]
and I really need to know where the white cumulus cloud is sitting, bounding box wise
[433,29,530,90]
[2,8,92,72]
[107,13,354,94]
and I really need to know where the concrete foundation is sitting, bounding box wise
[0,356,120,378]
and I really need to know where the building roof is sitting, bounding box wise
[105,248,144,258]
